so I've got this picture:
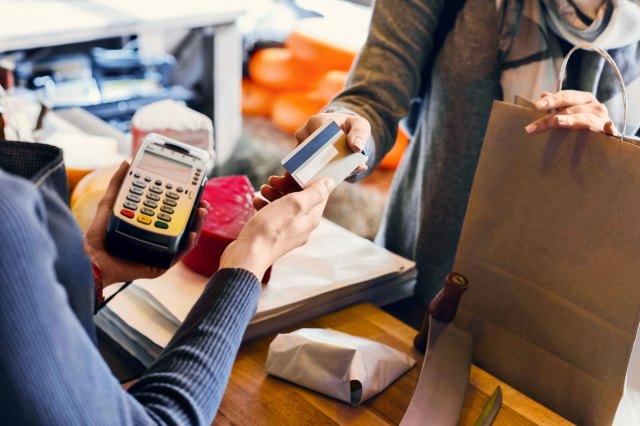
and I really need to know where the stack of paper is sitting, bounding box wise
[95,219,416,366]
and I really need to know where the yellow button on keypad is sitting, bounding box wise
[137,215,152,225]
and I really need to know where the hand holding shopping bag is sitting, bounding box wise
[453,44,640,425]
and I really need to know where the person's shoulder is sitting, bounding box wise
[0,169,41,203]
[0,170,45,228]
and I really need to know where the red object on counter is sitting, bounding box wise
[182,175,271,283]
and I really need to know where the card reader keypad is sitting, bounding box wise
[140,207,155,217]
[137,215,152,225]
[158,213,172,222]
[124,201,138,211]
[120,167,201,231]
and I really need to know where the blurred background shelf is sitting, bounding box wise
[0,0,245,165]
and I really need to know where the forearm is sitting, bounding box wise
[327,0,444,168]
[129,268,261,424]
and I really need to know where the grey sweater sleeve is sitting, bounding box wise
[0,172,261,425]
[327,0,444,171]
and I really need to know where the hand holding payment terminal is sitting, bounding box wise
[105,133,211,268]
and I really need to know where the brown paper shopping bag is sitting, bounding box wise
[452,56,640,423]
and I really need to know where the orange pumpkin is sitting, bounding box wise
[286,18,364,71]
[67,168,94,194]
[318,70,349,102]
[70,163,122,233]
[271,91,327,135]
[248,47,323,91]
[379,126,410,170]
[241,78,276,116]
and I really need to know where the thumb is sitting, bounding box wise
[302,178,334,211]
[344,116,370,153]
[604,120,619,137]
[97,161,130,210]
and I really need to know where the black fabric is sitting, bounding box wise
[0,140,64,186]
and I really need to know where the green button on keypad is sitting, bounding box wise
[154,221,169,229]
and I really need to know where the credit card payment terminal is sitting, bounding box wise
[105,133,211,268]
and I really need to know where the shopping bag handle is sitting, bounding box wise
[557,43,627,140]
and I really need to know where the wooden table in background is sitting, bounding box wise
[214,303,572,425]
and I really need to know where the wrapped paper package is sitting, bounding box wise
[265,328,415,405]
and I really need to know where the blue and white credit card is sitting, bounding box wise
[281,120,367,188]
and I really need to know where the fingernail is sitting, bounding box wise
[555,115,567,124]
[535,99,548,109]
[525,124,536,133]
[605,120,619,136]
[352,136,364,152]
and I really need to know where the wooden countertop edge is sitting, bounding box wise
[355,303,573,425]
[468,365,574,425]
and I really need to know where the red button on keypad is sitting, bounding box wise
[120,208,135,218]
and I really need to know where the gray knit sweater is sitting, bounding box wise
[332,0,640,304]
[330,0,500,304]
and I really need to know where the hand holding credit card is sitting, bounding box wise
[281,120,367,188]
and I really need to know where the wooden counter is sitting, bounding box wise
[213,303,573,425]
